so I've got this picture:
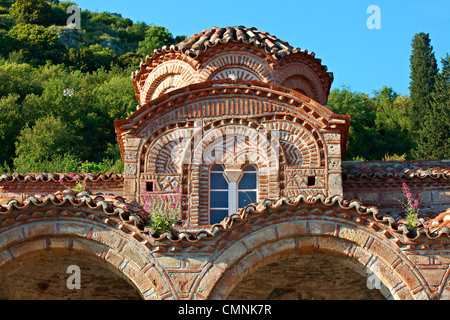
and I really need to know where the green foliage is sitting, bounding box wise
[67,44,116,72]
[140,190,183,236]
[13,114,82,172]
[0,3,448,177]
[408,32,438,135]
[9,0,53,25]
[413,54,450,159]
[137,25,184,57]
[0,93,24,166]
[400,183,421,231]
[328,86,416,161]
[328,87,379,160]
[0,30,14,57]
[8,23,66,66]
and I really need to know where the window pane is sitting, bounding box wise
[238,173,257,189]
[243,166,257,172]
[210,173,228,189]
[210,210,229,224]
[211,164,224,172]
[239,191,257,208]
[210,191,228,208]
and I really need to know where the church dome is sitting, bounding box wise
[132,26,334,106]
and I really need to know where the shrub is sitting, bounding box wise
[140,188,184,236]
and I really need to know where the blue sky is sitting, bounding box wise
[73,0,449,96]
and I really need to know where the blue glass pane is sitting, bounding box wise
[210,173,228,189]
[210,210,229,224]
[211,164,224,172]
[238,173,257,189]
[239,191,257,208]
[243,166,257,172]
[210,191,228,208]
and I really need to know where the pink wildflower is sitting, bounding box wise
[163,195,168,201]
[83,181,87,186]
[59,178,64,184]
[69,174,74,179]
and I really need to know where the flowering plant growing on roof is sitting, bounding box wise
[59,160,90,193]
[140,187,184,237]
[400,183,421,231]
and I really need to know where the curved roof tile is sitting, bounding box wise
[1,191,449,245]
[342,160,450,180]
[174,26,304,60]
[133,25,332,85]
[0,172,123,183]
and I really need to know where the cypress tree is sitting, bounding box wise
[408,33,438,136]
[413,55,450,159]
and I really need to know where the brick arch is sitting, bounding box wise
[199,51,274,83]
[192,201,433,300]
[274,62,327,105]
[0,207,176,300]
[151,75,189,100]
[265,120,322,167]
[140,60,197,105]
[181,120,287,226]
[144,128,195,174]
[281,75,316,100]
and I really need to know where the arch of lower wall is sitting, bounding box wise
[197,218,433,300]
[0,212,175,300]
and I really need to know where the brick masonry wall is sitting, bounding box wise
[0,250,142,300]
[342,161,450,217]
[0,175,124,206]
[1,195,450,300]
[226,252,386,300]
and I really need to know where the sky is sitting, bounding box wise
[72,0,449,97]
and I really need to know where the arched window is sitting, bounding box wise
[209,164,258,225]
[209,164,229,224]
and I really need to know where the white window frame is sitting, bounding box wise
[208,164,258,224]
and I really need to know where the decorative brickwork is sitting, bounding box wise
[132,26,333,106]
[1,194,449,300]
[0,26,448,300]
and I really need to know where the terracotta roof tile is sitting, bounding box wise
[342,160,450,180]
[0,172,123,183]
[173,26,318,62]
[0,189,147,229]
[2,192,448,244]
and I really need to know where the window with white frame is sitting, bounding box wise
[209,164,229,224]
[209,164,258,224]
[238,165,258,210]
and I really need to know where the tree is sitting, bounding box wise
[0,93,24,167]
[13,114,82,173]
[137,26,178,57]
[413,54,450,159]
[67,44,117,72]
[0,30,14,58]
[8,23,66,66]
[9,0,53,25]
[328,87,381,160]
[408,33,438,135]
[373,86,415,158]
